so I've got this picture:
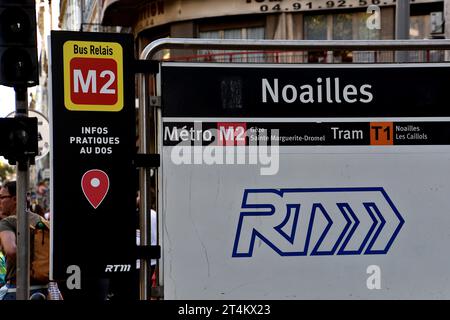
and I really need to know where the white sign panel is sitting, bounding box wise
[161,62,450,299]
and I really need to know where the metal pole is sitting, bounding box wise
[141,39,450,61]
[79,0,84,32]
[15,87,30,300]
[396,0,411,62]
[155,70,162,295]
[138,72,150,300]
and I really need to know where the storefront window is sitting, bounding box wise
[199,27,265,62]
[409,15,443,62]
[199,27,265,40]
[354,12,380,63]
[333,14,353,62]
[333,14,353,40]
[199,31,220,39]
[355,12,380,40]
[223,29,241,39]
[410,15,429,39]
[304,11,381,63]
[304,15,327,40]
[304,15,327,63]
[247,27,265,40]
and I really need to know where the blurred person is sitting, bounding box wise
[0,251,5,287]
[0,181,16,219]
[0,182,13,288]
[30,203,45,218]
[0,181,48,300]
[36,181,49,214]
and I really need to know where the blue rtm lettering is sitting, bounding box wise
[232,188,404,257]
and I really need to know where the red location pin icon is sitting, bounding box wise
[81,169,110,209]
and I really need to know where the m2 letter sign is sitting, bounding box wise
[63,41,123,111]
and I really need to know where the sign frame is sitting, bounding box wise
[159,60,450,299]
[49,31,137,300]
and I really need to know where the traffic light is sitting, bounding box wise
[0,117,38,165]
[0,0,38,87]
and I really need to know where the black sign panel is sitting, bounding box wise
[50,31,137,300]
[162,63,450,118]
[163,121,450,146]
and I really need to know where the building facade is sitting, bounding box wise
[59,0,129,32]
[99,0,447,62]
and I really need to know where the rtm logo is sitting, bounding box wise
[105,264,131,272]
[232,188,404,257]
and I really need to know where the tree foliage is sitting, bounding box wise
[0,161,15,184]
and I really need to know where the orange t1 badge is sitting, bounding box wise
[370,122,394,145]
[63,41,124,111]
